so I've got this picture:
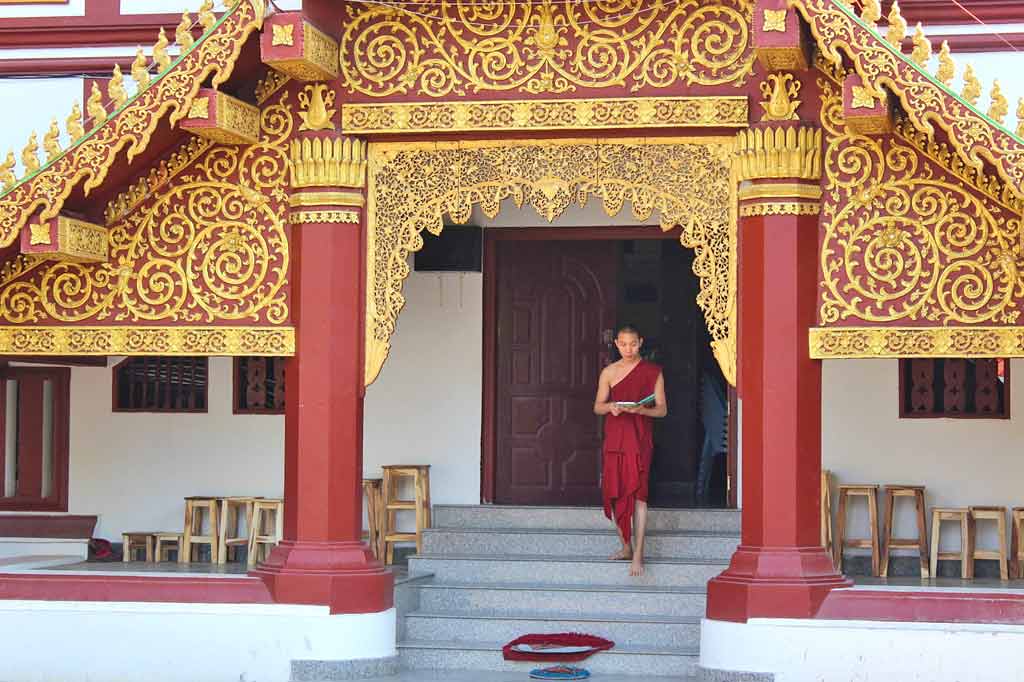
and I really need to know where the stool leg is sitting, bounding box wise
[247,507,260,568]
[835,492,848,571]
[218,500,230,565]
[998,513,1009,581]
[930,511,940,578]
[963,515,974,580]
[880,491,894,578]
[209,502,220,564]
[414,473,425,555]
[122,534,130,562]
[868,492,880,577]
[182,503,194,564]
[1013,514,1023,579]
[145,535,154,563]
[915,492,929,579]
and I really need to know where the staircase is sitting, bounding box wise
[396,505,740,679]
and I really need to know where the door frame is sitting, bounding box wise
[481,225,737,507]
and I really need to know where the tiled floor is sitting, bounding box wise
[853,575,1024,594]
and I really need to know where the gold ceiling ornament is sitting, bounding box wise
[297,83,336,131]
[339,0,755,98]
[341,96,748,135]
[809,326,1024,359]
[0,81,294,330]
[21,132,40,174]
[43,119,61,162]
[66,102,85,142]
[885,0,907,48]
[850,84,879,109]
[198,0,216,32]
[762,8,788,32]
[860,0,881,26]
[961,63,981,105]
[0,152,14,191]
[86,81,106,128]
[988,80,1008,125]
[272,23,294,46]
[759,73,801,121]
[366,137,737,387]
[290,136,366,188]
[153,27,172,73]
[936,40,954,86]
[132,48,151,89]
[108,64,128,110]
[910,23,931,67]
[0,326,294,357]
[0,0,265,248]
[735,126,822,180]
[176,11,195,50]
[817,71,1024,329]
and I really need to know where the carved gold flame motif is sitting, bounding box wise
[297,84,337,131]
[43,119,61,162]
[21,133,39,174]
[759,73,801,121]
[86,82,106,127]
[176,11,195,49]
[0,152,15,190]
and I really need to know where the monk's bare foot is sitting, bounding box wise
[609,547,633,561]
[629,557,645,577]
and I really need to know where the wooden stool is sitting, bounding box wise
[122,532,154,562]
[362,479,385,561]
[218,496,258,564]
[821,470,834,565]
[836,484,880,576]
[382,465,431,565]
[930,508,972,578]
[154,532,183,562]
[969,506,1009,581]
[182,496,220,564]
[248,498,283,567]
[881,485,929,578]
[1011,507,1024,578]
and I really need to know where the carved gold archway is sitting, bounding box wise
[365,137,737,387]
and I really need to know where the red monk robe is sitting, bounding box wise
[602,359,662,544]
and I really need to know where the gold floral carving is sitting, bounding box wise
[186,92,261,145]
[818,70,1024,328]
[0,326,294,356]
[266,21,339,81]
[739,201,820,216]
[297,84,337,132]
[339,0,755,98]
[188,99,211,119]
[809,327,1024,359]
[0,0,266,248]
[290,137,366,189]
[341,97,749,135]
[272,23,294,47]
[759,73,801,121]
[289,210,360,225]
[850,84,879,110]
[762,8,788,31]
[735,126,822,181]
[789,0,1024,199]
[366,138,737,387]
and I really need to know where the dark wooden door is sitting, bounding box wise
[494,239,618,506]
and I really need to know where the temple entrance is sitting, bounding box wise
[484,227,727,508]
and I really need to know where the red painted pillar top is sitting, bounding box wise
[251,129,393,615]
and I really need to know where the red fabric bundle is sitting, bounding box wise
[502,633,615,662]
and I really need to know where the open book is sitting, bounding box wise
[613,393,656,408]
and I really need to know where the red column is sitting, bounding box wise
[252,136,393,614]
[706,123,850,622]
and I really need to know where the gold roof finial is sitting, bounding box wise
[108,64,128,110]
[962,63,981,105]
[176,11,195,50]
[886,0,907,49]
[43,118,61,162]
[153,27,171,72]
[1017,98,1024,138]
[21,132,40,174]
[86,82,106,127]
[936,40,955,86]
[198,0,216,32]
[66,102,85,142]
[131,47,150,89]
[0,151,16,191]
[861,0,882,26]
[911,23,931,66]
[988,79,1008,124]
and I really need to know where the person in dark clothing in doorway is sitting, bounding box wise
[696,365,728,506]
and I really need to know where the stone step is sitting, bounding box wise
[414,580,707,619]
[363,670,694,681]
[399,639,699,677]
[432,505,740,533]
[404,610,702,649]
[421,527,738,560]
[409,554,726,588]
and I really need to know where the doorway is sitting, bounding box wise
[482,227,733,508]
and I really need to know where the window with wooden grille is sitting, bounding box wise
[113,357,208,412]
[0,366,70,511]
[900,358,1009,419]
[233,357,285,414]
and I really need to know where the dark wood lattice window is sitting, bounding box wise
[113,357,208,412]
[233,357,285,414]
[900,358,1009,419]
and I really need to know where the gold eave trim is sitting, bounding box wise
[0,326,295,356]
[738,182,823,201]
[341,96,749,135]
[810,326,1024,358]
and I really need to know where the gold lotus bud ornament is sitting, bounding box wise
[153,27,171,72]
[21,132,40,174]
[108,64,128,110]
[176,11,195,50]
[66,102,85,141]
[86,82,107,127]
[936,41,955,86]
[43,118,61,162]
[861,0,881,26]
[962,64,981,105]
[0,151,16,190]
[131,48,150,89]
[886,1,907,48]
[911,23,931,66]
[198,0,216,32]
[988,80,1008,124]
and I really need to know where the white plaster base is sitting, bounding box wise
[0,601,396,682]
[0,537,88,560]
[701,617,1024,682]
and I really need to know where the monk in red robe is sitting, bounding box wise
[593,325,667,576]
